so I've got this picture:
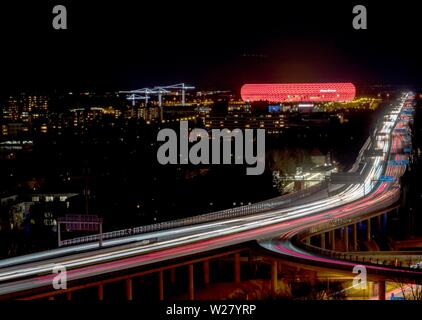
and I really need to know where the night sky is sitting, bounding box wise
[1,1,422,93]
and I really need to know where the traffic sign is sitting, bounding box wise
[57,214,104,247]
[380,176,395,182]
[58,214,103,231]
[389,159,409,166]
[401,110,413,115]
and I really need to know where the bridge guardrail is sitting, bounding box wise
[294,232,422,271]
[60,181,330,246]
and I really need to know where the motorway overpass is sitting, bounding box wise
[0,92,419,300]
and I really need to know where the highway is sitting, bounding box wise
[262,93,419,278]
[0,92,418,297]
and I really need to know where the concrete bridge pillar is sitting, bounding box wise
[377,280,386,300]
[344,226,349,252]
[352,223,358,251]
[330,230,336,251]
[234,253,241,283]
[309,270,318,286]
[159,271,164,300]
[188,264,195,300]
[320,233,326,249]
[170,268,175,285]
[328,230,332,246]
[126,278,133,301]
[98,284,104,301]
[367,281,374,299]
[203,259,210,286]
[367,219,371,241]
[271,260,278,296]
[277,260,283,273]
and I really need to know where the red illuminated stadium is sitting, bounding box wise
[241,83,356,103]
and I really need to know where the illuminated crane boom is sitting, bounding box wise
[155,83,195,106]
[119,83,195,121]
[119,92,147,106]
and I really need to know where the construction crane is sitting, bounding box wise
[151,87,170,107]
[154,83,195,106]
[119,88,159,106]
[120,89,166,120]
[119,83,195,121]
[121,83,195,107]
[119,92,147,106]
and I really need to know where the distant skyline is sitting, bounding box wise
[1,1,422,93]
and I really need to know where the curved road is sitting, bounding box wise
[0,92,418,297]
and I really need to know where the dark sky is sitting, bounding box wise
[1,0,421,93]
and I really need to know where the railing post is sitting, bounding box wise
[58,223,61,247]
[99,223,103,247]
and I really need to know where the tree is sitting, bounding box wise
[281,280,346,300]
[394,278,422,300]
